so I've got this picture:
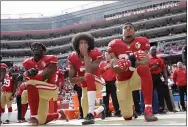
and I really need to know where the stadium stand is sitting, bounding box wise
[1,0,187,66]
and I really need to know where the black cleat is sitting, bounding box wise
[114,111,122,117]
[133,110,138,119]
[101,104,106,120]
[106,111,112,117]
[3,120,10,124]
[82,113,95,125]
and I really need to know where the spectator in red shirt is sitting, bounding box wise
[99,51,120,117]
[149,46,173,113]
[173,62,187,111]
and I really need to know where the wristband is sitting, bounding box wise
[128,53,136,67]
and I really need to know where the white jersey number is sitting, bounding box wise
[118,54,129,60]
[4,79,10,87]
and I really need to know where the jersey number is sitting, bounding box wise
[4,79,10,87]
[55,74,58,83]
[118,54,129,59]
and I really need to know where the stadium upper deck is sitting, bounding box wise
[0,0,187,65]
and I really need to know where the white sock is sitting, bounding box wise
[8,112,12,120]
[87,91,96,115]
[58,113,61,119]
[145,104,152,107]
[94,106,104,116]
[31,115,38,119]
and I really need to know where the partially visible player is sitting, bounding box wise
[0,63,8,124]
[51,69,65,113]
[68,33,105,125]
[0,64,20,124]
[108,22,158,122]
[57,69,65,95]
[23,42,69,125]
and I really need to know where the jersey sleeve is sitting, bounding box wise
[141,37,150,51]
[99,61,106,74]
[22,59,30,70]
[67,53,74,65]
[91,49,103,61]
[161,58,166,69]
[48,55,58,64]
[107,39,116,54]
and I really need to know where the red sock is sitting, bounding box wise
[26,85,39,116]
[8,107,12,112]
[21,104,27,118]
[54,101,58,113]
[45,113,59,124]
[137,65,153,105]
[94,112,97,117]
[2,108,5,113]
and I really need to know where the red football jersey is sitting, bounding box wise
[16,82,26,96]
[56,69,64,87]
[1,74,14,92]
[68,48,103,87]
[99,61,116,81]
[108,37,150,81]
[149,55,164,74]
[23,55,58,84]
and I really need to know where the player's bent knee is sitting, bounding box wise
[137,65,150,76]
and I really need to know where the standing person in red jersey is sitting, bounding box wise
[173,62,187,111]
[68,33,106,125]
[56,69,65,95]
[0,63,9,124]
[0,64,20,124]
[149,46,174,113]
[22,42,69,125]
[52,69,65,113]
[107,22,158,122]
[99,51,121,117]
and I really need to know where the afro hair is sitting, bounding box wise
[72,33,95,55]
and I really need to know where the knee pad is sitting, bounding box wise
[84,73,96,91]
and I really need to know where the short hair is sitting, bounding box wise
[177,62,182,66]
[30,42,46,51]
[72,33,95,55]
[150,46,157,50]
[123,22,135,30]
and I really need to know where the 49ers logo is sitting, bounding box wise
[41,61,46,67]
[80,66,85,72]
[135,42,141,49]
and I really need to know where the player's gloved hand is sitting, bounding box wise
[15,74,24,82]
[117,59,131,70]
[134,50,146,61]
[27,68,39,77]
